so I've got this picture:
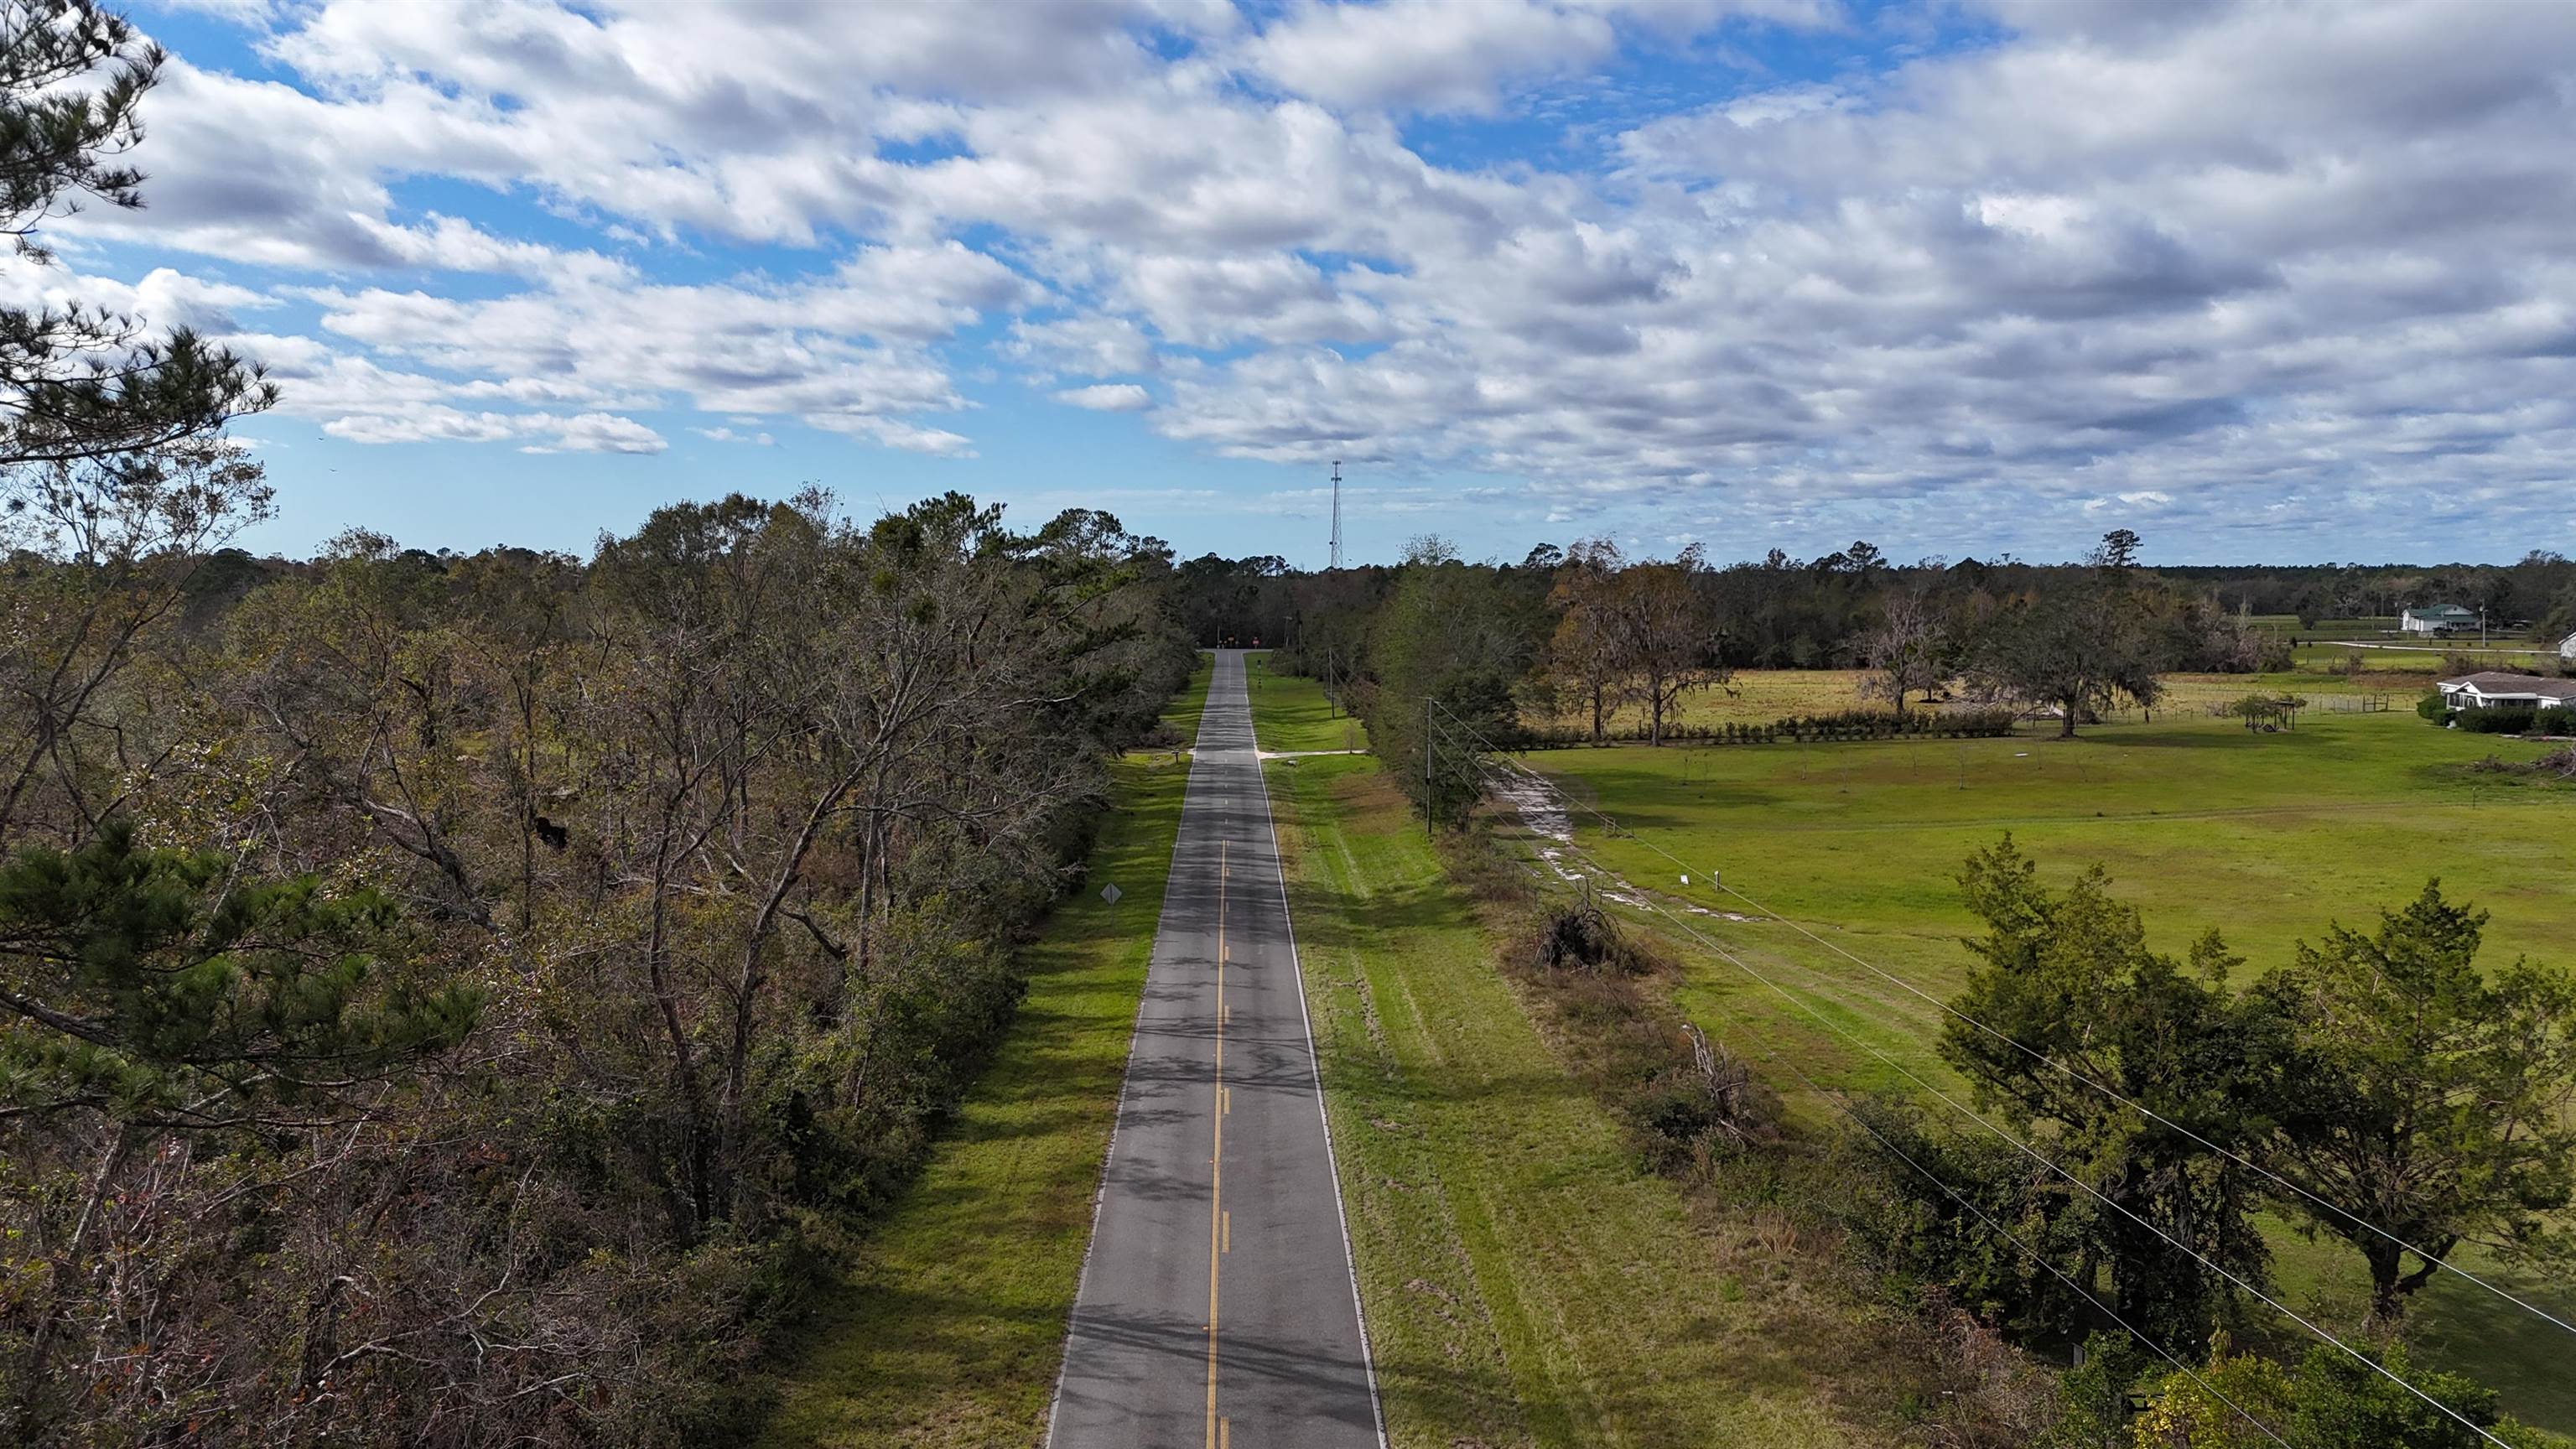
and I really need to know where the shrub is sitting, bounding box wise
[2537,705,2573,736]
[1633,1024,1779,1158]
[2418,689,2449,722]
[1524,892,1656,975]
[2457,707,2538,734]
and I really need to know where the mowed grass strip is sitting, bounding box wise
[1523,708,2576,1430]
[1265,750,1894,1448]
[1245,649,1370,752]
[754,661,1208,1447]
[1166,651,1213,744]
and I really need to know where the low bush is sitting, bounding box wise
[2538,705,2573,736]
[2418,688,2449,722]
[2457,706,2539,734]
[1523,890,1659,975]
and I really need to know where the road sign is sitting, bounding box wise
[1099,883,1123,905]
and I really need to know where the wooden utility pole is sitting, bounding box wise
[1424,695,1434,839]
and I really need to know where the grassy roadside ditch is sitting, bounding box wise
[751,658,1210,1446]
[1262,749,1950,1447]
[1247,649,1368,752]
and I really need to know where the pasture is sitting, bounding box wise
[1515,702,2576,1429]
[1529,652,2522,741]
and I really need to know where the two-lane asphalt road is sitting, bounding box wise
[1049,650,1383,1449]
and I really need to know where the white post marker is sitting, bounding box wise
[1100,883,1123,905]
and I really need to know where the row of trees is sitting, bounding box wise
[2,484,1192,1443]
[1284,526,2293,829]
[1187,543,2576,681]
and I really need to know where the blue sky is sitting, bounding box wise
[34,0,2576,565]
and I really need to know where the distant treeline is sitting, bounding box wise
[1170,543,2576,667]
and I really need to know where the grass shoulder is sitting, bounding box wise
[1265,750,1928,1446]
[750,730,1197,1443]
[1246,651,1368,753]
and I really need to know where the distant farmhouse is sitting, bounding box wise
[2400,604,2480,636]
[2436,672,2576,713]
[2563,630,2576,662]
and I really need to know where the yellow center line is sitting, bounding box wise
[1207,841,1228,1449]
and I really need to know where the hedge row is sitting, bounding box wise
[2448,704,2576,735]
[1509,707,2021,750]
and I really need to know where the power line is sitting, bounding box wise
[1431,700,2576,1347]
[1711,978,2292,1446]
[1423,708,2527,1446]
[1420,738,2290,1446]
[1706,875,2576,1347]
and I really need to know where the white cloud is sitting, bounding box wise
[27,0,2574,553]
[526,412,667,454]
[1056,382,1154,412]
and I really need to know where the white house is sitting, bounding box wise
[2561,630,2576,662]
[2436,672,2576,713]
[2401,604,2480,636]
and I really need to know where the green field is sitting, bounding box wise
[1246,650,1369,752]
[1267,750,1918,1446]
[753,659,1208,1446]
[1535,658,2491,738]
[1516,707,2576,1430]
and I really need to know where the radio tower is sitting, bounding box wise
[1327,459,1343,570]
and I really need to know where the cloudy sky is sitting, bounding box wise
[34,0,2576,564]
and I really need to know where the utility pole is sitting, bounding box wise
[1329,460,1343,572]
[1424,695,1434,840]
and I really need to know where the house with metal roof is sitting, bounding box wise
[2400,604,2480,635]
[2435,672,2576,713]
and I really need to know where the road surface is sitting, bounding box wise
[1049,650,1383,1449]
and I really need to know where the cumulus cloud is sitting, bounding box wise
[1057,382,1155,412]
[323,404,664,454]
[36,0,2576,554]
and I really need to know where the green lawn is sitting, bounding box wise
[1518,708,2576,1430]
[1245,649,1368,752]
[751,671,1208,1446]
[1535,662,2462,739]
[1267,749,1914,1447]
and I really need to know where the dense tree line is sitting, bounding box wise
[0,17,1193,1436]
[1264,525,2340,823]
[0,475,1191,1443]
[1233,542,2575,709]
